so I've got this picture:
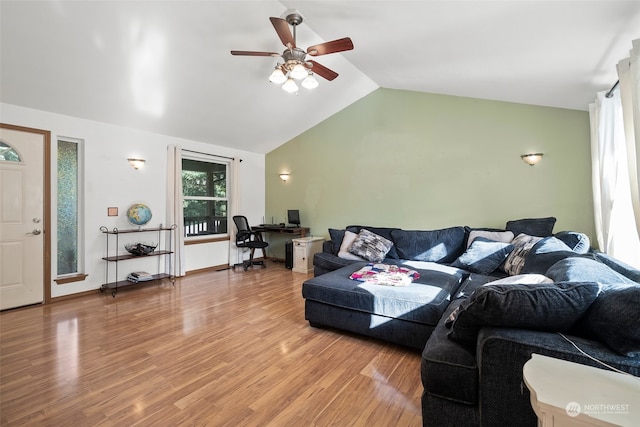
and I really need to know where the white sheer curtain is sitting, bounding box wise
[617,39,640,237]
[167,145,186,276]
[589,38,640,267]
[228,157,241,266]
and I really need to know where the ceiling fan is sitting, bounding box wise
[231,13,354,92]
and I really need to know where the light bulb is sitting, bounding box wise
[302,74,318,89]
[269,68,286,84]
[290,63,308,80]
[282,78,298,93]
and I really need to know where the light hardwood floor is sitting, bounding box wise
[1,263,423,426]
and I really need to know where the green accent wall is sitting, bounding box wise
[265,88,594,257]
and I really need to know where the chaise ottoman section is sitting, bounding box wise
[302,261,469,349]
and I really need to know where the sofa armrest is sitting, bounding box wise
[322,240,335,254]
[476,328,640,427]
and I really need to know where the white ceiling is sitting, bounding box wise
[1,1,639,154]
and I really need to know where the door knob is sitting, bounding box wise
[27,229,42,235]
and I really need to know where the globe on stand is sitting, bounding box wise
[126,203,152,229]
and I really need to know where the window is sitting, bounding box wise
[0,141,21,161]
[182,158,228,238]
[57,138,83,276]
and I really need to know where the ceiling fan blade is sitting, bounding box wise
[307,37,354,56]
[307,60,338,81]
[230,50,281,57]
[269,17,295,48]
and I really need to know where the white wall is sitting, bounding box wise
[1,102,265,298]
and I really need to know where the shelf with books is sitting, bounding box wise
[99,224,177,297]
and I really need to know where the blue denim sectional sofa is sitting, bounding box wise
[301,220,640,427]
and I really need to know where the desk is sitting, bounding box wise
[252,226,311,261]
[252,225,310,238]
[523,353,640,426]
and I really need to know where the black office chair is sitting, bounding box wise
[233,215,269,271]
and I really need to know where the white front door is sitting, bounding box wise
[0,124,49,310]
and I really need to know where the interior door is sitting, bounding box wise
[0,124,50,310]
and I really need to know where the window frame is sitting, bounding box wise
[55,136,85,281]
[181,154,230,241]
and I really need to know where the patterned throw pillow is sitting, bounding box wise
[349,229,393,263]
[338,230,366,261]
[502,233,542,275]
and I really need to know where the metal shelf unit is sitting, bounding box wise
[99,224,177,297]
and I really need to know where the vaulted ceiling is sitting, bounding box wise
[1,1,639,154]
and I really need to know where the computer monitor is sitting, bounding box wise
[287,210,300,227]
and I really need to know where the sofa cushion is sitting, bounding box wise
[421,298,479,405]
[545,257,638,286]
[328,228,346,254]
[349,229,393,262]
[506,217,556,237]
[446,281,600,346]
[502,233,542,275]
[520,236,584,275]
[574,284,640,357]
[451,237,514,275]
[592,252,640,283]
[302,261,468,326]
[347,226,400,259]
[554,231,591,254]
[391,227,466,263]
[313,252,359,276]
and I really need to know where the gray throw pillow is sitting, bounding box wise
[447,281,600,346]
[554,231,591,254]
[348,229,393,263]
[451,237,514,275]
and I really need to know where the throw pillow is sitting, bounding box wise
[506,217,556,237]
[349,229,394,263]
[574,285,640,357]
[520,237,582,275]
[554,231,591,254]
[346,226,400,259]
[467,230,514,248]
[338,230,366,261]
[446,281,601,346]
[451,237,515,275]
[502,234,542,275]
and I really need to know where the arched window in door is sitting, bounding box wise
[0,141,22,162]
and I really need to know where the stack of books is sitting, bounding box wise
[127,271,154,283]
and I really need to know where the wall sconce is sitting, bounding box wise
[128,158,145,169]
[520,153,544,166]
[279,173,290,182]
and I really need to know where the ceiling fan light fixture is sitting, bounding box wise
[290,63,308,80]
[269,67,287,84]
[301,73,318,89]
[282,78,298,93]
